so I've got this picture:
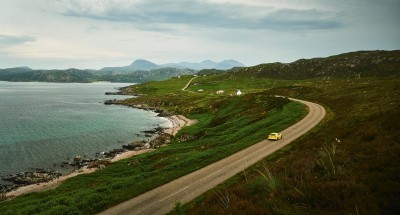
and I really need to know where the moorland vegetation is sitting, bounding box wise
[1,50,399,214]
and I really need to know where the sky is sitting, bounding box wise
[0,0,399,70]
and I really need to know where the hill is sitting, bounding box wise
[230,50,400,79]
[0,67,196,83]
[0,68,94,82]
[100,59,161,72]
[96,67,197,83]
[0,67,32,76]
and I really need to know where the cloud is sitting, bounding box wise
[60,0,341,31]
[0,35,36,47]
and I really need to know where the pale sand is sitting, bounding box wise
[110,149,154,163]
[5,115,196,198]
[164,115,198,136]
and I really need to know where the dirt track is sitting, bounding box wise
[98,98,326,215]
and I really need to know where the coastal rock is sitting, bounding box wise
[104,99,117,105]
[149,133,173,148]
[122,140,146,150]
[155,109,170,117]
[73,156,81,163]
[142,127,163,134]
[103,148,126,158]
[1,184,19,194]
[87,160,111,169]
[105,91,127,95]
[2,170,61,185]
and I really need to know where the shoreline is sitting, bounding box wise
[4,115,196,199]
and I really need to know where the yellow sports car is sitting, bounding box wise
[268,133,282,141]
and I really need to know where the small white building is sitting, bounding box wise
[216,90,224,94]
[236,90,242,96]
[198,89,204,92]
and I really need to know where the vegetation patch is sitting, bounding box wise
[183,77,400,215]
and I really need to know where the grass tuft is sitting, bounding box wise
[257,165,282,195]
[315,142,348,178]
[213,189,230,209]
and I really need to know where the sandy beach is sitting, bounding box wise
[5,115,196,198]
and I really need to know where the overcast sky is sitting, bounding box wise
[0,0,399,69]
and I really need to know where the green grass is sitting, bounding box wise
[183,77,400,215]
[0,76,307,214]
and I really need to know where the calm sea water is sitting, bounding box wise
[0,81,171,178]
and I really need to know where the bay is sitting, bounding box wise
[0,81,171,179]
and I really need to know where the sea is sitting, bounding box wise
[0,81,171,181]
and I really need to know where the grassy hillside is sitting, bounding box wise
[227,50,400,79]
[1,50,399,214]
[180,77,400,214]
[0,69,94,82]
[0,67,196,83]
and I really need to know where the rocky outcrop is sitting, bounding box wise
[105,91,128,95]
[122,140,147,150]
[149,133,173,148]
[179,134,195,142]
[86,160,111,169]
[104,99,118,105]
[1,170,62,185]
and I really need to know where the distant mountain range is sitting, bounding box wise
[0,67,196,83]
[1,51,399,83]
[161,59,245,70]
[0,59,244,83]
[100,59,245,72]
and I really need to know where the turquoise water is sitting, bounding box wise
[0,82,171,177]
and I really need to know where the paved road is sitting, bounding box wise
[181,76,197,91]
[98,98,326,215]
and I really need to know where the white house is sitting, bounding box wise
[236,90,242,96]
[216,90,224,94]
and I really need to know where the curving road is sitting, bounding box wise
[181,76,197,91]
[98,98,326,215]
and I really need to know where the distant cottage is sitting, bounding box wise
[236,90,242,96]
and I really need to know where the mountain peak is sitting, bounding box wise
[101,59,245,72]
[168,59,244,70]
[215,60,245,70]
[129,59,160,70]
